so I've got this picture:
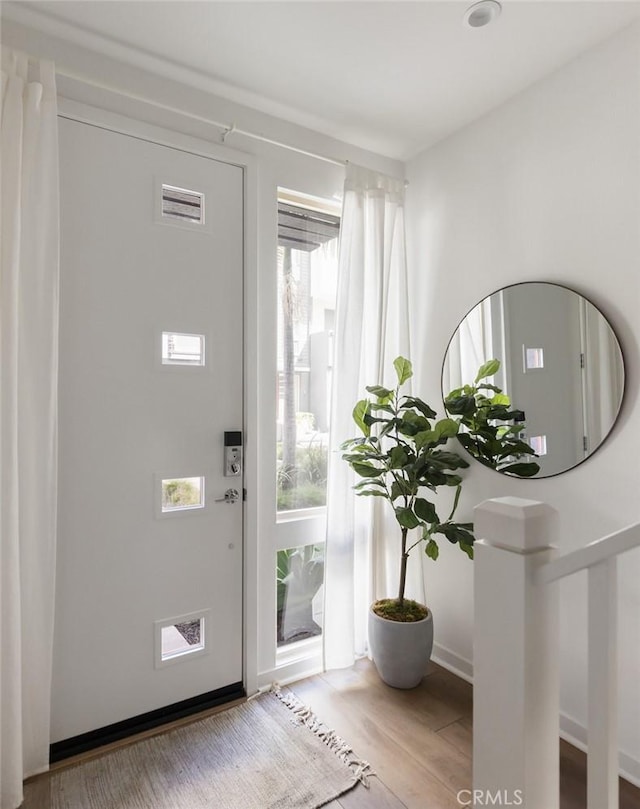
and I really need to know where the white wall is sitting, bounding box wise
[406,21,640,779]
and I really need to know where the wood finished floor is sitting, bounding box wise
[23,658,640,808]
[294,659,640,809]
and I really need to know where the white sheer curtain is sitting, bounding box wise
[442,296,495,394]
[1,51,59,808]
[323,164,420,670]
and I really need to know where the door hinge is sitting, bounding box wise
[583,436,588,452]
[243,488,247,502]
[580,352,585,369]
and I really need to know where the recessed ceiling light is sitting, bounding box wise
[463,0,502,28]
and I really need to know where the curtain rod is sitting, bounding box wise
[56,68,347,167]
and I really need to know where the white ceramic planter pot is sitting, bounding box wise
[368,606,434,689]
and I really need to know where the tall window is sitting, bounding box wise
[276,192,340,515]
[275,191,340,654]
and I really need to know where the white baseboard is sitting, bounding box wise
[559,712,640,788]
[431,642,474,683]
[431,644,640,788]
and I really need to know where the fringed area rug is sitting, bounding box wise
[50,686,373,809]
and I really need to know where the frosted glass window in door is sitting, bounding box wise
[525,347,545,370]
[161,184,204,223]
[162,332,205,366]
[161,618,205,661]
[161,477,204,512]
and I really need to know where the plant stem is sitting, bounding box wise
[398,527,409,606]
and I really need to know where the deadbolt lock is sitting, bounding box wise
[224,430,243,477]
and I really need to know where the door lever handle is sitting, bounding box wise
[215,488,240,504]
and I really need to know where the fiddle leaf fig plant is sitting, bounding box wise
[342,357,473,620]
[444,359,540,477]
[342,356,538,622]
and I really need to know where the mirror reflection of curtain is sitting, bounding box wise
[582,302,624,448]
[442,296,494,394]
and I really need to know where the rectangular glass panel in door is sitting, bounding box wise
[276,197,339,513]
[54,118,243,743]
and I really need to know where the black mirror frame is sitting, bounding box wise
[441,281,626,479]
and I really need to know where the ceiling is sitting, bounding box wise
[4,1,640,160]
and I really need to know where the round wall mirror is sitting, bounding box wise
[442,282,625,478]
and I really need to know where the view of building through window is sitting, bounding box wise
[276,193,340,512]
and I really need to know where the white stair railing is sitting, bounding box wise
[473,496,640,809]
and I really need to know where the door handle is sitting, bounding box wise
[215,488,240,504]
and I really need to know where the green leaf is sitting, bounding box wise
[342,454,382,466]
[489,409,524,421]
[455,433,476,449]
[459,542,474,560]
[434,418,459,439]
[356,489,388,498]
[363,413,392,426]
[503,440,537,456]
[389,446,409,468]
[352,399,370,436]
[366,385,394,403]
[444,395,476,417]
[431,450,469,469]
[353,478,386,489]
[351,462,383,478]
[425,539,439,561]
[396,417,421,437]
[497,424,525,438]
[391,479,414,501]
[368,402,395,414]
[395,507,420,530]
[414,429,438,451]
[379,419,400,438]
[401,397,436,419]
[475,383,502,393]
[393,356,413,386]
[491,392,511,406]
[501,462,540,477]
[414,498,438,524]
[401,410,429,428]
[438,523,475,546]
[474,358,501,383]
[342,443,377,457]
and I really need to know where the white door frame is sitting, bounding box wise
[57,96,259,698]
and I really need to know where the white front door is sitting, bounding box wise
[52,117,244,745]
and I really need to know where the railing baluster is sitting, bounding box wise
[587,557,618,809]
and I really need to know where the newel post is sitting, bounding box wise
[473,497,559,809]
